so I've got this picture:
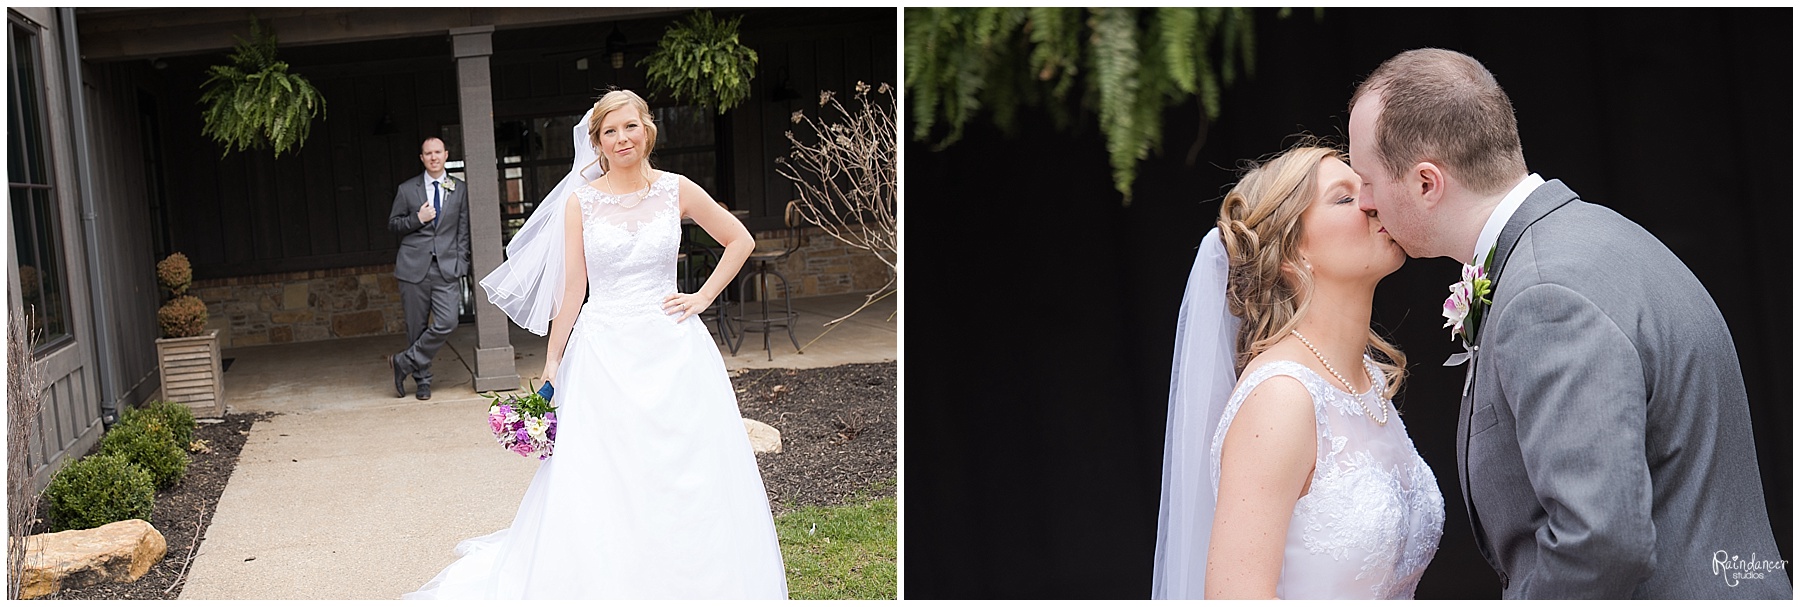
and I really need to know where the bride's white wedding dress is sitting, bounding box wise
[405,171,787,599]
[1218,359,1445,599]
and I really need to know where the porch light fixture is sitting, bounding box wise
[606,24,628,69]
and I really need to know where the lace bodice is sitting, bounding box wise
[1211,359,1444,599]
[571,172,683,338]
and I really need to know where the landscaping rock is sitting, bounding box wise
[744,418,782,454]
[21,519,168,599]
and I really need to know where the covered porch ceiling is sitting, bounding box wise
[75,7,693,62]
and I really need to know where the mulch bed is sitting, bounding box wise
[735,362,898,515]
[29,412,269,600]
[25,362,895,599]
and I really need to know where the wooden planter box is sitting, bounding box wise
[155,330,224,418]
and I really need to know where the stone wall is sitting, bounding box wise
[192,265,405,349]
[741,225,892,300]
[187,230,888,348]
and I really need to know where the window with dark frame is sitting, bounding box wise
[492,106,718,247]
[8,13,72,352]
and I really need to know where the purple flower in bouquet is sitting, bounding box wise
[481,385,559,459]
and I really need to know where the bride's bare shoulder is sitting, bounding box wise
[1236,347,1315,402]
[1240,344,1308,380]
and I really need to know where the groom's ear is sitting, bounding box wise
[1412,161,1446,209]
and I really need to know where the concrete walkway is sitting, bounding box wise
[177,293,894,599]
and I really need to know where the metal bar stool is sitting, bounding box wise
[730,200,803,360]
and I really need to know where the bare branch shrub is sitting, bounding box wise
[777,81,898,327]
[8,308,46,599]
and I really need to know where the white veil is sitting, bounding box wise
[479,108,603,335]
[1151,227,1240,599]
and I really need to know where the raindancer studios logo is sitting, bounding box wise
[1711,550,1788,587]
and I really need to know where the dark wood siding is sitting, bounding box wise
[155,36,457,280]
[150,8,893,279]
[734,11,896,232]
[82,61,163,406]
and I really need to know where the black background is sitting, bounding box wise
[901,8,1791,598]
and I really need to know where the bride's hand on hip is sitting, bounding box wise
[662,292,713,323]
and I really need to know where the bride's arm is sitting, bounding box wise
[662,175,753,322]
[1206,376,1318,599]
[541,191,588,385]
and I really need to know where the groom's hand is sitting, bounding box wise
[417,201,437,224]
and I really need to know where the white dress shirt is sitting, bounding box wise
[1471,173,1544,269]
[423,170,448,212]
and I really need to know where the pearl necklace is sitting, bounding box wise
[1290,329,1389,425]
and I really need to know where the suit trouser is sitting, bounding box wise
[397,262,460,387]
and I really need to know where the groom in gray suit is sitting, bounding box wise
[1348,49,1788,598]
[387,137,470,401]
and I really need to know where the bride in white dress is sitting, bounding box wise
[1152,144,1444,599]
[405,90,787,599]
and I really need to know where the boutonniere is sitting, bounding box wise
[1443,245,1496,372]
[440,178,456,192]
[1444,263,1492,345]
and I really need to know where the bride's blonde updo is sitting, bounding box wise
[587,89,658,174]
[1216,142,1407,398]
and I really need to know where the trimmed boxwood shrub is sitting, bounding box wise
[44,454,155,532]
[100,417,189,489]
[125,400,196,447]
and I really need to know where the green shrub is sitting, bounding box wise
[44,454,155,532]
[100,417,189,489]
[125,401,196,447]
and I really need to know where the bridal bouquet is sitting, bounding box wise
[484,382,557,459]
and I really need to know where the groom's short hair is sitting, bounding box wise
[1349,48,1527,196]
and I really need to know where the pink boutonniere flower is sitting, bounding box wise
[1443,262,1494,346]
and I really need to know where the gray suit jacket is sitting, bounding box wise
[387,173,471,283]
[1457,179,1789,598]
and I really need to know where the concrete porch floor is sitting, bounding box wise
[175,292,893,599]
[216,291,896,414]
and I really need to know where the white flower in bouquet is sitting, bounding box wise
[525,417,550,440]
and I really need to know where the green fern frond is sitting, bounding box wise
[907,7,1299,203]
[1090,7,1147,203]
[641,10,759,114]
[903,9,942,141]
[197,18,325,158]
[1239,10,1259,80]
[1157,8,1198,95]
[1219,8,1241,87]
[1027,7,1081,99]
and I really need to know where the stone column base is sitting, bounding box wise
[472,344,519,392]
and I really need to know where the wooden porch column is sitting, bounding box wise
[452,25,518,392]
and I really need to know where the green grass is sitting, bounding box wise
[776,486,897,599]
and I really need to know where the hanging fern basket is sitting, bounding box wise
[641,11,759,114]
[198,18,327,158]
